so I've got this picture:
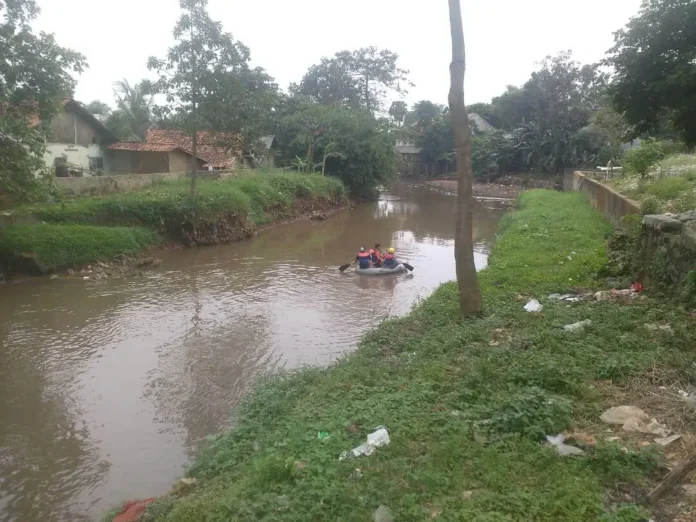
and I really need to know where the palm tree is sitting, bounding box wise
[106,79,153,141]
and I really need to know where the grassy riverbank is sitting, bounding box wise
[132,191,696,522]
[0,171,346,273]
[610,153,696,213]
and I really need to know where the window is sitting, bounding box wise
[89,157,104,170]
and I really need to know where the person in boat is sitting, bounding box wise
[369,248,381,267]
[355,247,372,269]
[373,244,383,264]
[382,247,398,268]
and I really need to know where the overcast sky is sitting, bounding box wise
[34,0,642,109]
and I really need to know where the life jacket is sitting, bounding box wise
[370,251,381,265]
[357,251,371,269]
[383,252,396,267]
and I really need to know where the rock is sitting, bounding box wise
[643,215,684,233]
[67,268,75,276]
[49,274,59,280]
[595,291,612,302]
[373,505,394,522]
[310,211,328,221]
[683,484,696,496]
[600,406,648,425]
[524,299,543,313]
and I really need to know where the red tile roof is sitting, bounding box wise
[108,142,185,153]
[146,129,240,169]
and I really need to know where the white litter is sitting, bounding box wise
[654,434,681,446]
[545,434,584,456]
[339,427,390,461]
[524,300,543,313]
[564,320,592,333]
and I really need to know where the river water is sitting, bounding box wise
[0,183,503,521]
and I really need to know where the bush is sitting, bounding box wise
[645,176,689,200]
[0,224,160,271]
[624,141,665,178]
[640,197,661,215]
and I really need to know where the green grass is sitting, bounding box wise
[611,153,696,213]
[16,171,347,228]
[133,191,696,522]
[0,224,160,270]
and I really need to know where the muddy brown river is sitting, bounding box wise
[0,183,503,521]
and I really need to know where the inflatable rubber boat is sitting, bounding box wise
[355,264,407,276]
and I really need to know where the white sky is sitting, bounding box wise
[34,0,642,109]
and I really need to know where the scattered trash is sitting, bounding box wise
[567,256,573,261]
[606,437,621,442]
[612,289,633,297]
[180,477,197,486]
[600,406,649,425]
[654,434,681,446]
[462,490,474,499]
[489,341,500,346]
[563,320,592,333]
[622,417,670,438]
[450,410,463,417]
[546,434,584,456]
[524,300,543,313]
[632,282,644,293]
[252,441,261,452]
[340,426,390,460]
[49,274,59,280]
[595,291,612,302]
[548,293,584,302]
[373,505,394,522]
[317,431,330,441]
[644,323,673,334]
[678,390,690,398]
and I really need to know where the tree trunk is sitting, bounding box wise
[448,0,483,318]
[190,117,198,199]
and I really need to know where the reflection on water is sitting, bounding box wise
[0,183,503,521]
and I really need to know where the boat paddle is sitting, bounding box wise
[339,262,353,272]
[401,262,415,271]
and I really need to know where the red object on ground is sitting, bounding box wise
[113,498,156,522]
[632,282,644,293]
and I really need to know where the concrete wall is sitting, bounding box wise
[55,171,189,197]
[169,149,201,173]
[573,171,640,227]
[43,143,105,171]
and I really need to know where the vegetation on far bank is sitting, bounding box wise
[0,171,346,272]
[131,191,696,521]
[609,151,696,214]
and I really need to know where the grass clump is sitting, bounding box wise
[134,190,695,521]
[0,224,160,271]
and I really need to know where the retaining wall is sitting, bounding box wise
[572,171,640,227]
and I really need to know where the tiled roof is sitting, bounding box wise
[146,129,240,169]
[107,141,207,161]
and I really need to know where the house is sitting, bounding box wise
[107,142,206,174]
[43,99,118,176]
[258,135,277,166]
[468,112,496,134]
[144,129,240,170]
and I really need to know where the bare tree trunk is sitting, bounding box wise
[448,0,483,318]
[190,112,198,199]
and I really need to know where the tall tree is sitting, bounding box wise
[85,100,111,116]
[388,101,408,126]
[448,0,483,317]
[148,0,250,198]
[607,0,696,146]
[105,79,153,140]
[292,47,411,113]
[0,0,86,201]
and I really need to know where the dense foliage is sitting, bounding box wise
[277,102,396,198]
[607,0,696,146]
[0,0,86,201]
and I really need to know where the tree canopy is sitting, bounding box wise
[105,79,153,141]
[607,0,696,146]
[291,47,411,113]
[0,0,86,201]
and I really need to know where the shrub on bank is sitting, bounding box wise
[0,224,160,271]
